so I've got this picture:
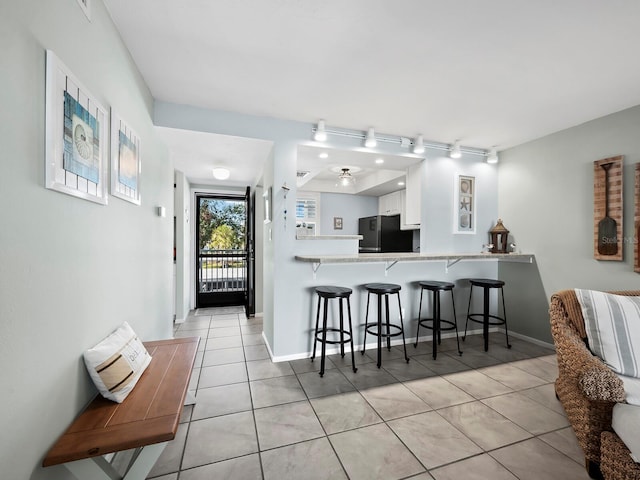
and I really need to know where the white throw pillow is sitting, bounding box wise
[83,322,152,403]
[575,289,640,378]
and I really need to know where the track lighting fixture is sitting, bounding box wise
[486,148,499,164]
[364,128,377,148]
[413,135,425,154]
[314,119,327,142]
[449,141,462,159]
[308,122,491,160]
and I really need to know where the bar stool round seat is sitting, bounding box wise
[414,281,462,359]
[315,286,352,298]
[361,283,410,368]
[311,286,357,377]
[464,278,511,351]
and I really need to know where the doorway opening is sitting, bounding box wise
[195,189,254,313]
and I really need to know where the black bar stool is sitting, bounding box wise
[464,278,511,351]
[361,283,409,368]
[311,286,357,377]
[414,281,462,360]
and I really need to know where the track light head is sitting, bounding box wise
[365,128,377,148]
[314,119,327,142]
[413,135,425,154]
[450,141,462,159]
[486,148,499,164]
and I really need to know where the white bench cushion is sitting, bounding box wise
[612,403,640,463]
[617,374,640,406]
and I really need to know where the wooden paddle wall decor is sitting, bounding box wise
[635,163,640,272]
[593,155,623,261]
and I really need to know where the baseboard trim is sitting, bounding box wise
[268,328,500,363]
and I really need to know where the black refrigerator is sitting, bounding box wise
[358,215,413,253]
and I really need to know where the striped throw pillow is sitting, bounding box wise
[83,322,152,403]
[575,289,640,378]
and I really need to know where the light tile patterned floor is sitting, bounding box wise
[147,306,590,480]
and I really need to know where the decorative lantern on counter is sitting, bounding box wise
[489,219,510,253]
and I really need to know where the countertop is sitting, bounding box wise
[294,252,534,264]
[296,235,363,240]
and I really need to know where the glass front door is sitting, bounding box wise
[196,192,252,310]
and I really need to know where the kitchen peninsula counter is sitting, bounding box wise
[294,252,534,276]
[296,235,363,240]
[277,251,539,362]
[295,252,534,264]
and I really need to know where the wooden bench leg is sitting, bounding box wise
[63,441,168,480]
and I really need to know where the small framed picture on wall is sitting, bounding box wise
[453,174,476,234]
[333,217,343,230]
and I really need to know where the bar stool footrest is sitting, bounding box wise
[466,313,506,327]
[315,328,352,345]
[417,318,458,332]
[364,323,404,338]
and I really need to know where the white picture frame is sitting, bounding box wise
[453,174,476,234]
[110,109,141,205]
[45,50,108,205]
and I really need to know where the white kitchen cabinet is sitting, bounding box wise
[378,190,402,216]
[404,163,422,226]
[400,190,419,230]
[379,189,419,230]
[379,165,422,229]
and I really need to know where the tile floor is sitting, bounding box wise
[145,306,591,480]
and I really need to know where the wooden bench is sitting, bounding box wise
[43,336,199,480]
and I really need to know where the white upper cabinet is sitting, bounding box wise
[378,190,402,216]
[404,163,422,226]
[377,162,422,230]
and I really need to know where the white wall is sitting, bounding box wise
[0,2,173,479]
[319,192,378,235]
[499,104,640,342]
[174,170,191,321]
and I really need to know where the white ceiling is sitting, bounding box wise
[105,0,640,187]
[157,127,272,187]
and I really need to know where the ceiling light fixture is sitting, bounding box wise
[486,148,499,164]
[449,141,462,159]
[318,152,329,159]
[375,158,384,164]
[413,135,425,154]
[314,119,327,142]
[365,128,377,148]
[398,181,405,186]
[212,167,230,180]
[337,168,355,187]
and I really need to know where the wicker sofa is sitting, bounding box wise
[550,289,640,480]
